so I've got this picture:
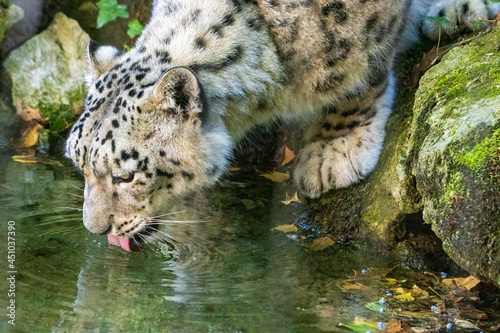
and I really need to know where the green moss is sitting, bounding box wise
[0,0,12,44]
[457,128,500,173]
[419,28,500,116]
[444,170,468,203]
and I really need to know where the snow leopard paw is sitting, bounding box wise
[423,0,498,40]
[293,137,376,198]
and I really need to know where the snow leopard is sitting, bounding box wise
[65,0,500,250]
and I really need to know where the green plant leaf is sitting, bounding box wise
[96,0,129,29]
[127,19,144,38]
[425,15,451,26]
[364,301,384,312]
[472,19,484,31]
[123,44,131,52]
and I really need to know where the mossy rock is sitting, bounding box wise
[0,1,23,47]
[308,27,500,284]
[410,27,500,285]
[3,12,89,135]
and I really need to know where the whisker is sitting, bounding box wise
[69,193,84,199]
[38,217,83,226]
[141,231,163,247]
[148,210,186,219]
[71,184,84,192]
[149,218,208,224]
[138,233,163,251]
[148,228,179,244]
[132,237,143,250]
[58,207,83,211]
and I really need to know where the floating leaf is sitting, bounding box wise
[455,320,479,330]
[460,306,487,320]
[96,0,129,29]
[442,275,480,291]
[338,281,371,292]
[12,155,38,163]
[241,199,258,210]
[395,291,414,302]
[281,146,295,166]
[385,278,398,285]
[397,310,437,320]
[257,170,290,182]
[309,237,334,251]
[274,224,298,233]
[281,192,301,205]
[365,301,384,312]
[341,316,378,332]
[384,320,411,333]
[412,285,429,299]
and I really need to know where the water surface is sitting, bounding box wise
[0,152,499,333]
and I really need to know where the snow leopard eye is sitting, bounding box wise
[112,173,135,184]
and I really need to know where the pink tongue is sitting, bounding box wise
[107,234,132,252]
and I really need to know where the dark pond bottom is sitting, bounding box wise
[0,153,499,333]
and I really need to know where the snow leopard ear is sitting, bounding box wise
[87,40,123,81]
[153,67,208,122]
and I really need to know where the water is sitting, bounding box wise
[1,151,499,333]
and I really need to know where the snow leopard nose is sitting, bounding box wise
[82,207,113,234]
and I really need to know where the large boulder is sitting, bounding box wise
[309,27,500,285]
[3,12,89,140]
[408,28,500,285]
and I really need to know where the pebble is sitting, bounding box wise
[362,269,368,274]
[379,298,386,304]
[379,308,385,314]
[446,323,452,330]
[431,305,437,311]
[377,322,386,330]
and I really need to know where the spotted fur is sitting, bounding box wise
[65,0,499,237]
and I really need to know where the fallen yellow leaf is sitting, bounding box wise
[384,319,410,333]
[241,199,258,210]
[12,154,38,163]
[339,281,371,291]
[228,167,241,171]
[397,310,436,320]
[258,170,290,182]
[411,285,429,299]
[385,278,398,285]
[442,275,480,291]
[281,146,295,166]
[394,287,407,294]
[309,237,334,251]
[281,192,301,205]
[274,224,298,233]
[395,291,415,302]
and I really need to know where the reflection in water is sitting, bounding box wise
[1,153,500,333]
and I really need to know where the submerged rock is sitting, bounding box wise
[309,27,500,286]
[3,12,88,139]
